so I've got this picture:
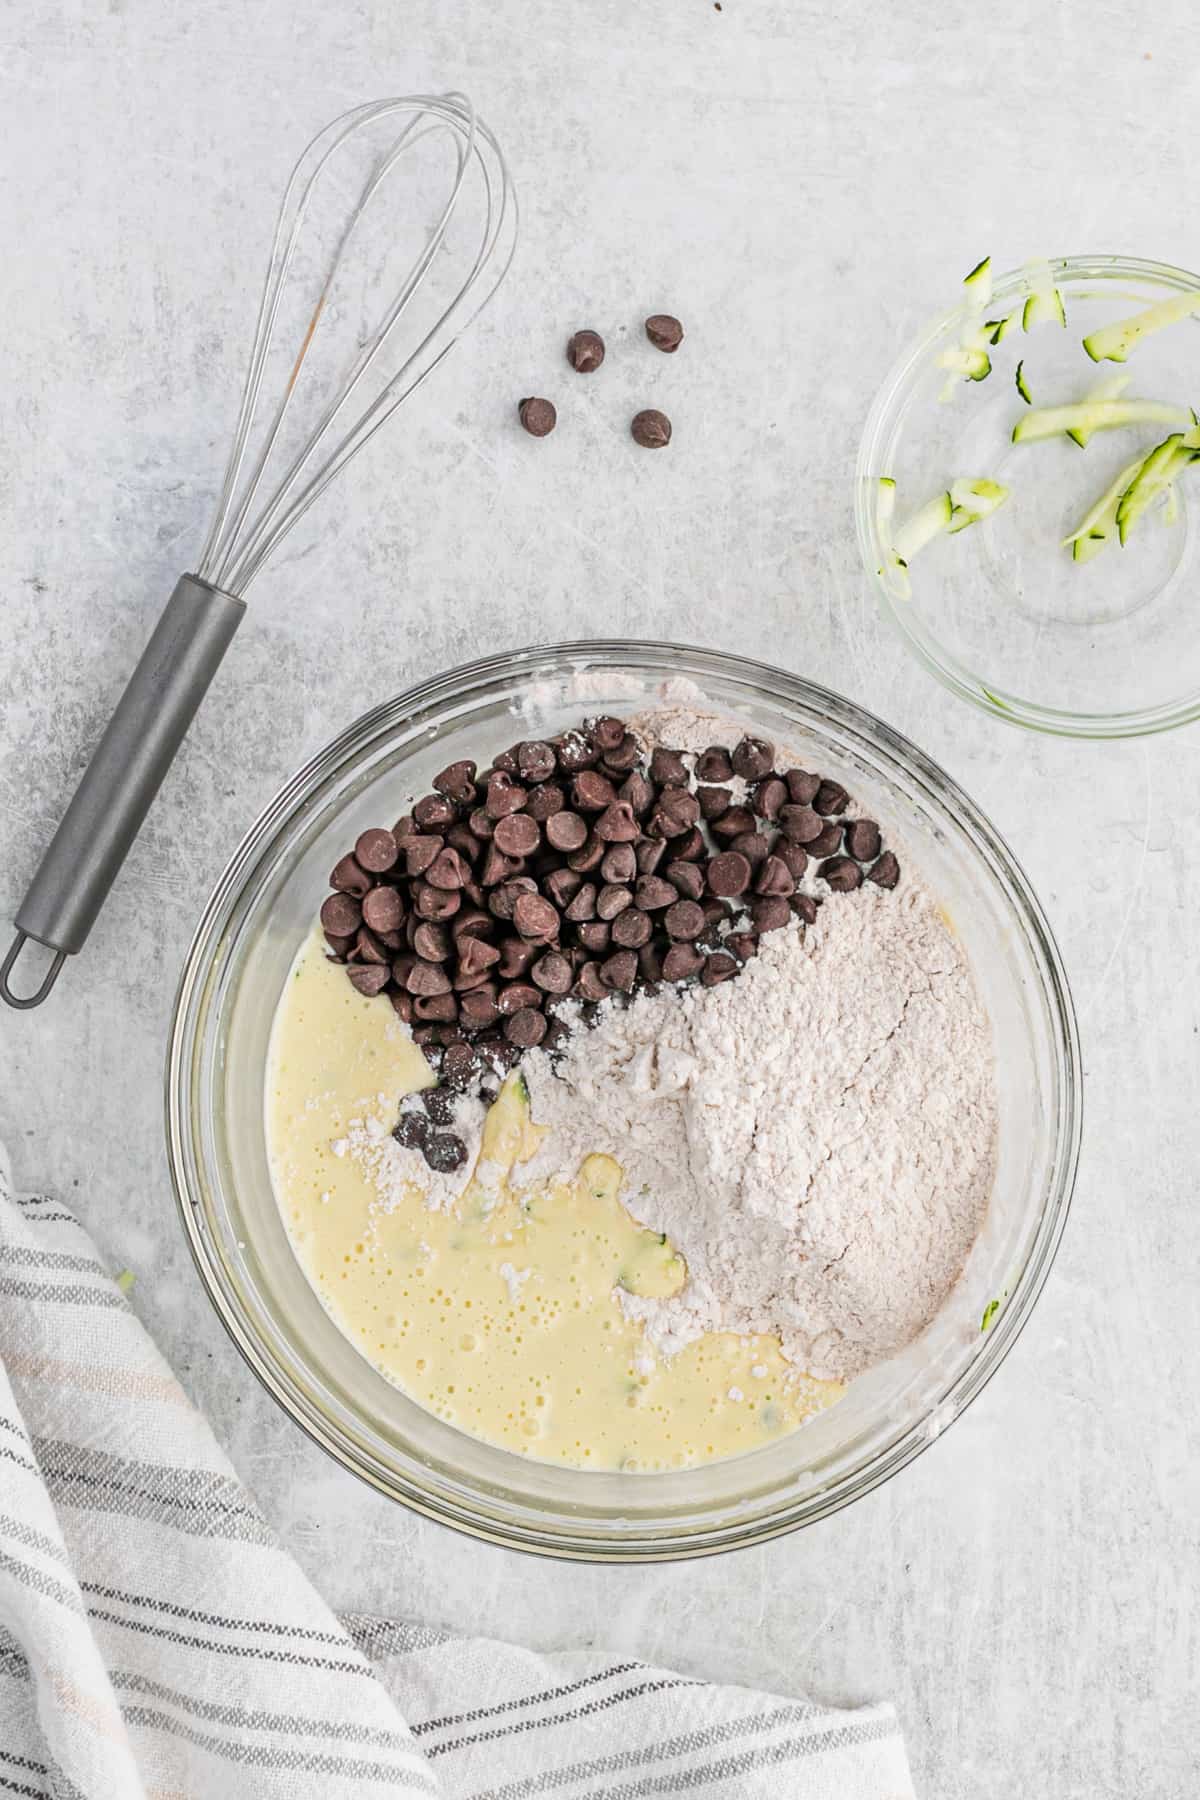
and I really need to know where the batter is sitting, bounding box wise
[266,930,841,1470]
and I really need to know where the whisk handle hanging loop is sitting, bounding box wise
[0,575,244,1009]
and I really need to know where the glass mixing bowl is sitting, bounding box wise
[855,256,1200,737]
[167,642,1081,1560]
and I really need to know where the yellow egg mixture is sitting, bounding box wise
[266,930,842,1469]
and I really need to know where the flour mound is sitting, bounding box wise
[521,885,996,1381]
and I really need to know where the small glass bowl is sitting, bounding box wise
[856,256,1200,737]
[166,642,1081,1560]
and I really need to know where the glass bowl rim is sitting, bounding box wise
[166,637,1083,1559]
[854,253,1200,740]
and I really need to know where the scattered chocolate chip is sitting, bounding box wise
[814,779,850,817]
[635,838,666,875]
[497,937,537,979]
[645,313,684,353]
[566,835,606,873]
[572,770,615,812]
[635,874,677,911]
[498,981,542,1015]
[620,771,656,816]
[631,408,671,448]
[595,883,632,921]
[784,768,820,805]
[730,831,769,868]
[696,745,733,781]
[526,782,565,821]
[426,847,468,891]
[412,921,451,962]
[442,1042,480,1090]
[320,892,362,936]
[709,804,755,841]
[564,883,598,923]
[330,854,371,897]
[611,907,652,948]
[577,920,611,954]
[421,1085,456,1125]
[407,959,452,996]
[456,935,499,979]
[504,1007,547,1047]
[779,804,823,845]
[486,772,528,818]
[433,760,477,803]
[707,851,752,898]
[574,961,608,1002]
[752,777,788,820]
[493,813,540,857]
[845,820,882,862]
[414,882,461,921]
[481,844,521,888]
[594,801,640,843]
[324,932,354,960]
[755,855,795,898]
[649,747,688,785]
[807,824,843,858]
[517,740,557,783]
[393,1110,429,1148]
[557,729,598,772]
[701,952,738,987]
[866,851,901,890]
[531,951,574,994]
[413,792,456,832]
[459,986,499,1028]
[726,931,758,963]
[347,964,390,996]
[355,827,399,873]
[697,785,731,822]
[665,860,705,901]
[602,732,640,772]
[649,785,699,838]
[567,328,606,372]
[405,835,443,876]
[546,810,588,852]
[424,1133,468,1173]
[664,899,705,941]
[413,992,458,1022]
[600,843,637,883]
[545,867,582,909]
[518,396,557,437]
[776,841,808,882]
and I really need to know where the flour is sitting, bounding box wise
[343,1091,488,1216]
[520,884,996,1381]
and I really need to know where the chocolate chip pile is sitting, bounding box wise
[320,718,898,1165]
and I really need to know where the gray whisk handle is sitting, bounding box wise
[1,573,244,1009]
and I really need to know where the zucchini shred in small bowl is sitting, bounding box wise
[167,642,1080,1559]
[856,256,1200,737]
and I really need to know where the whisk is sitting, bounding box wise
[1,93,516,1009]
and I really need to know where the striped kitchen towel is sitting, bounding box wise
[0,1145,913,1798]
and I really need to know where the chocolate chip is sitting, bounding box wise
[407,959,452,996]
[498,981,542,1015]
[807,824,843,858]
[413,792,456,832]
[426,847,468,890]
[414,992,458,1022]
[330,854,371,897]
[571,770,615,812]
[486,772,528,818]
[611,907,652,948]
[574,962,608,1003]
[663,860,704,901]
[488,877,536,922]
[321,892,363,936]
[590,716,626,752]
[635,875,677,911]
[697,785,731,821]
[645,313,684,353]
[731,737,774,781]
[595,884,632,921]
[600,843,637,883]
[709,805,755,841]
[649,785,699,838]
[412,921,451,962]
[496,939,535,983]
[814,780,850,816]
[513,892,559,941]
[526,782,565,821]
[393,1110,429,1148]
[752,777,788,820]
[775,841,808,881]
[424,1133,468,1172]
[845,820,882,862]
[545,867,582,909]
[726,931,759,963]
[620,771,656,816]
[577,921,611,954]
[493,813,540,857]
[324,932,354,960]
[602,732,640,773]
[564,883,598,923]
[706,851,751,898]
[519,396,557,437]
[557,729,598,772]
[662,943,703,982]
[480,844,521,888]
[601,950,638,992]
[546,810,588,852]
[456,935,500,979]
[421,1085,457,1125]
[755,855,795,898]
[671,827,706,862]
[696,745,733,781]
[405,835,444,875]
[750,896,792,933]
[504,1007,547,1047]
[567,328,606,372]
[393,815,419,841]
[649,747,688,785]
[631,408,671,448]
[531,951,573,994]
[784,768,820,805]
[701,952,738,987]
[433,760,477,803]
[566,836,606,873]
[664,899,705,941]
[446,823,482,861]
[355,827,399,873]
[442,1043,480,1090]
[779,804,822,845]
[635,838,666,875]
[639,943,664,983]
[590,802,635,844]
[460,986,499,1027]
[730,831,769,868]
[866,851,901,890]
[347,964,390,996]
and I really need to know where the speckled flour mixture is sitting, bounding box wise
[521,883,996,1380]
